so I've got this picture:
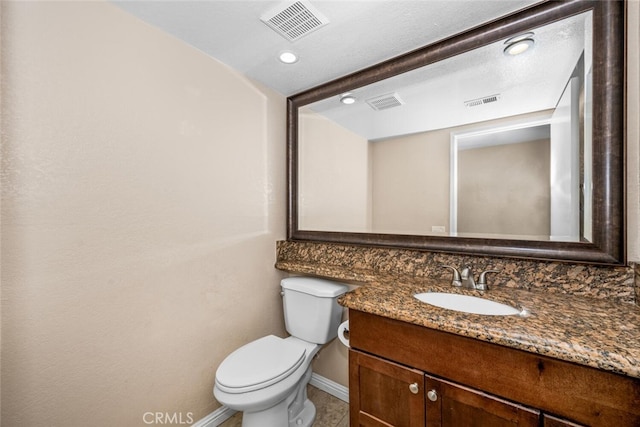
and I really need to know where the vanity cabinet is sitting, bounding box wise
[348,310,640,427]
[424,374,540,426]
[349,350,424,426]
[350,349,540,426]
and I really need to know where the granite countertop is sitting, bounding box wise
[338,278,640,379]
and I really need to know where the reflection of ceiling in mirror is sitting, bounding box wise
[307,11,591,141]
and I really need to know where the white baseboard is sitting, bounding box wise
[190,405,237,427]
[192,373,348,426]
[309,373,349,403]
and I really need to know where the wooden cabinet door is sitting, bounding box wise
[543,414,587,427]
[425,375,540,427]
[350,349,425,427]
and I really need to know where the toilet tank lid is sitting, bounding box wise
[281,277,348,297]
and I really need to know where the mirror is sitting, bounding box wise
[288,0,625,265]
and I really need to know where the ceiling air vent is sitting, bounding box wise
[465,94,501,107]
[366,93,404,111]
[261,1,329,42]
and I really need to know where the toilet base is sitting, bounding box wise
[242,397,316,427]
[242,398,288,426]
[238,365,317,427]
[289,398,316,427]
[287,366,316,426]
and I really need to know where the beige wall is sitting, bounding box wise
[299,110,370,232]
[371,130,450,234]
[370,112,552,236]
[458,139,550,237]
[0,1,639,426]
[1,2,286,426]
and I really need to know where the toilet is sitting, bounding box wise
[213,277,348,427]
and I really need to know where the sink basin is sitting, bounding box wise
[414,292,522,316]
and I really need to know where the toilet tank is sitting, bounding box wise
[281,277,349,344]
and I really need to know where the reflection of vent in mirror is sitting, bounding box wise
[261,1,329,42]
[465,94,501,107]
[366,93,404,111]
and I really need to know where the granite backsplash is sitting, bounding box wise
[276,240,637,305]
[636,263,640,305]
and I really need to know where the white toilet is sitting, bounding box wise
[213,277,348,427]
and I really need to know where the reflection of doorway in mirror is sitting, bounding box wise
[449,115,557,241]
[449,53,590,243]
[450,103,588,242]
[457,137,551,239]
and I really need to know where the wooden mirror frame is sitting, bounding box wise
[287,0,625,265]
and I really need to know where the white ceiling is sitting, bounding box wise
[112,0,543,96]
[304,10,590,140]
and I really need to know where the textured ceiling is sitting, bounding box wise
[112,0,543,96]
[305,11,590,140]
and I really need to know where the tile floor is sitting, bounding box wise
[219,385,349,427]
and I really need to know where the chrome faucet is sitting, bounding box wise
[441,265,462,287]
[477,269,499,290]
[441,265,499,290]
[460,266,476,289]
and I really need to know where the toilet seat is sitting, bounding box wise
[215,335,307,394]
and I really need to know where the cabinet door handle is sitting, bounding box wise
[427,389,438,401]
[409,383,419,394]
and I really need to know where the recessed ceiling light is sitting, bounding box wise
[505,32,534,44]
[503,32,535,56]
[340,93,356,105]
[279,51,298,64]
[504,39,534,56]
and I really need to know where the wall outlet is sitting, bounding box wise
[431,226,446,232]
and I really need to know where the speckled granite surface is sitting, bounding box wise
[636,264,640,307]
[276,241,636,303]
[275,240,640,379]
[338,279,640,379]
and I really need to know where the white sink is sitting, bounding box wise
[414,292,522,316]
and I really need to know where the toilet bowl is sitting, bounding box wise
[213,277,348,427]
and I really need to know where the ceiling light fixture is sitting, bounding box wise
[340,93,356,105]
[503,32,535,56]
[279,51,298,64]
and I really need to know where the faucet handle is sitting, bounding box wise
[460,266,477,289]
[477,269,500,290]
[440,265,462,287]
